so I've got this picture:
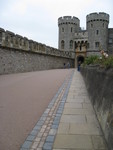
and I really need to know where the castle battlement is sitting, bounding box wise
[86,12,109,23]
[58,16,80,25]
[0,27,75,59]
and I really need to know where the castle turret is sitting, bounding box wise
[58,16,80,51]
[86,12,109,55]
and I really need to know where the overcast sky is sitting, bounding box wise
[0,0,113,48]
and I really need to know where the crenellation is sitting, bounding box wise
[23,37,29,51]
[6,30,15,36]
[0,28,5,46]
[21,37,27,50]
[0,27,5,32]
[32,41,37,52]
[86,12,109,23]
[13,35,19,49]
[47,46,53,55]
[58,16,80,26]
[0,27,74,59]
[38,43,46,53]
[5,32,11,47]
[4,31,14,47]
[36,42,40,51]
[1,32,6,46]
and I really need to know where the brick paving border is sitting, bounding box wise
[20,70,74,150]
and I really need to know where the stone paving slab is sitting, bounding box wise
[60,114,86,123]
[86,114,99,124]
[63,108,94,115]
[53,134,93,149]
[69,123,102,135]
[82,103,94,109]
[66,98,85,103]
[57,123,69,134]
[91,135,108,149]
[64,103,83,108]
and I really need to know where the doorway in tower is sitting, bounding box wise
[77,55,84,66]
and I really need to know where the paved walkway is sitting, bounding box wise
[0,69,72,150]
[21,69,108,150]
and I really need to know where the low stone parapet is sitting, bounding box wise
[81,66,113,150]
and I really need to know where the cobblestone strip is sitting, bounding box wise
[20,70,74,150]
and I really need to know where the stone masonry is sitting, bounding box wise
[0,47,74,74]
[0,27,75,74]
[58,12,113,66]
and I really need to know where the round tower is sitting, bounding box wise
[86,12,109,55]
[58,16,80,51]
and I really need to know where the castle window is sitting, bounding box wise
[95,42,100,48]
[71,27,73,32]
[70,40,73,49]
[75,42,77,49]
[0,33,2,41]
[61,40,65,49]
[96,30,99,35]
[6,35,8,43]
[87,43,89,48]
[109,38,113,44]
[19,39,22,45]
[62,28,64,32]
[91,24,93,27]
[11,36,13,43]
[80,45,82,51]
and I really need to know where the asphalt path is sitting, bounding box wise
[0,69,73,150]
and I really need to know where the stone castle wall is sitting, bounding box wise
[81,66,113,150]
[0,46,74,75]
[0,28,75,75]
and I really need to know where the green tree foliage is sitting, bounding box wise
[83,55,99,66]
[83,55,113,68]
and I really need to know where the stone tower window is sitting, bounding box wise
[0,32,2,41]
[96,30,99,35]
[19,39,22,45]
[62,28,64,32]
[75,42,77,49]
[71,27,73,32]
[61,40,65,49]
[80,45,82,51]
[11,36,13,43]
[91,23,93,27]
[109,38,113,44]
[95,42,100,48]
[6,35,8,42]
[70,40,73,49]
[87,43,89,48]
